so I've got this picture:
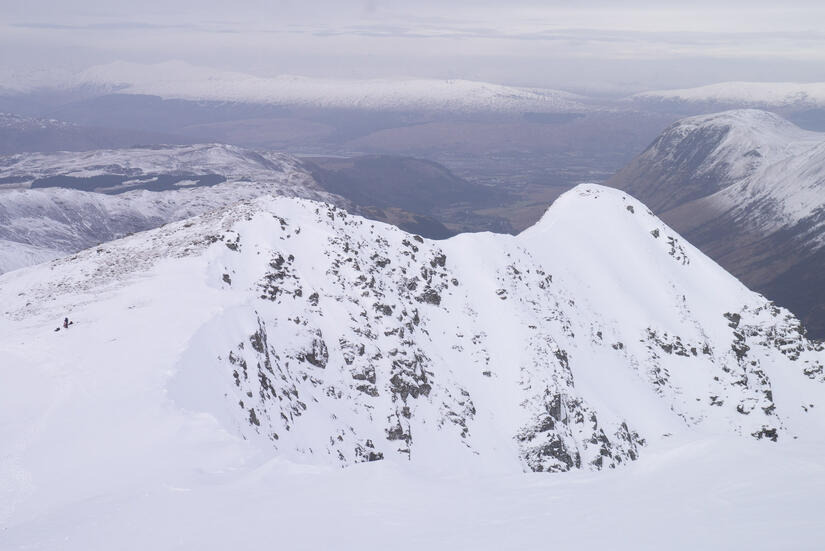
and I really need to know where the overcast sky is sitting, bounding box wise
[3,0,825,94]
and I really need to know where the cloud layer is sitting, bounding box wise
[2,1,825,93]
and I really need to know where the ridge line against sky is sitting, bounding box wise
[2,1,825,94]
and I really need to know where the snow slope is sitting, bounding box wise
[3,437,824,551]
[0,240,62,274]
[1,184,824,548]
[634,81,825,108]
[0,144,341,273]
[3,60,588,113]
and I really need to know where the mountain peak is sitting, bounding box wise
[4,190,823,478]
[611,110,825,212]
[667,109,811,146]
[3,184,825,546]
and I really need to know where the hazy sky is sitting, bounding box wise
[3,0,825,93]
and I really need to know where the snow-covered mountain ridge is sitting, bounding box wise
[2,184,823,486]
[611,109,825,216]
[0,60,589,113]
[0,142,313,184]
[0,144,341,273]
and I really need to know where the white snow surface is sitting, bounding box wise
[634,81,825,108]
[0,240,63,273]
[0,144,342,273]
[1,184,824,549]
[4,60,588,113]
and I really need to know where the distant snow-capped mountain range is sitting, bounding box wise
[0,61,590,113]
[5,61,825,114]
[609,109,825,338]
[634,82,825,109]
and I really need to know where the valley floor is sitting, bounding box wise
[2,435,824,550]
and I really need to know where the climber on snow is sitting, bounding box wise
[55,317,73,331]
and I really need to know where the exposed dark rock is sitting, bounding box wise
[724,312,742,329]
[248,408,260,426]
[416,286,441,306]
